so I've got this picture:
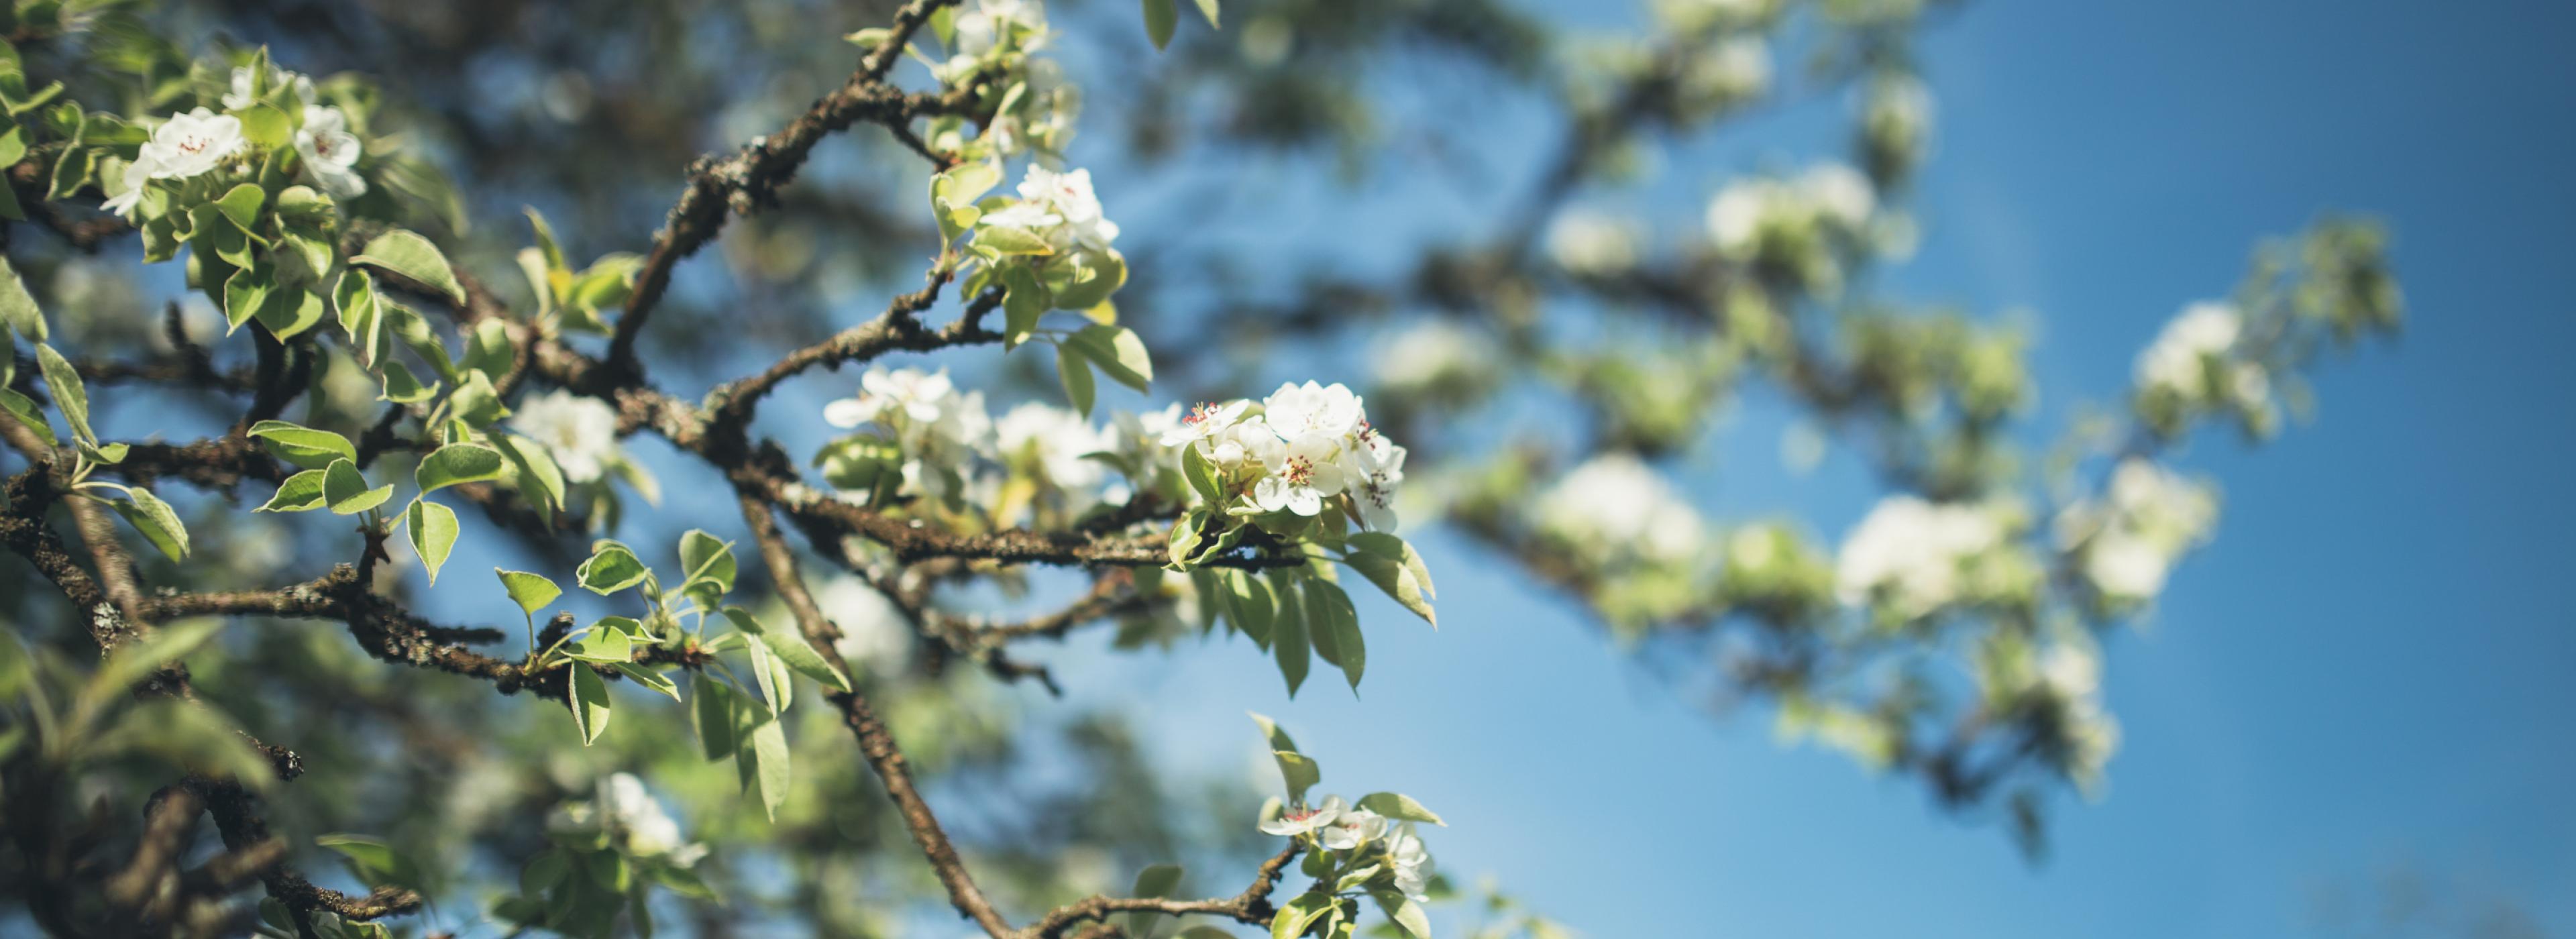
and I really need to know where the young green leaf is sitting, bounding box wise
[257,469,329,512]
[0,256,46,341]
[247,420,358,470]
[1126,864,1186,939]
[1222,569,1274,646]
[1142,0,1179,49]
[34,343,91,445]
[1371,889,1432,939]
[1355,792,1446,826]
[111,488,189,561]
[1303,579,1364,691]
[496,569,560,615]
[1269,893,1330,939]
[322,459,394,515]
[406,498,459,584]
[569,663,612,744]
[415,442,506,493]
[1271,578,1309,697]
[1056,343,1095,417]
[0,388,54,446]
[692,673,737,762]
[564,626,632,664]
[494,433,566,519]
[677,529,737,596]
[1065,323,1152,390]
[350,229,466,305]
[614,662,681,701]
[721,606,851,693]
[575,541,650,595]
[314,834,424,891]
[747,712,790,822]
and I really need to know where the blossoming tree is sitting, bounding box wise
[0,0,2400,936]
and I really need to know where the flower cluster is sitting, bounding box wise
[2133,300,2277,437]
[1534,453,1705,569]
[981,164,1120,252]
[1163,381,1407,531]
[1834,495,2036,624]
[544,773,708,868]
[1859,73,1936,185]
[510,389,624,485]
[1260,795,1437,901]
[1705,162,1879,292]
[823,366,996,505]
[920,0,1081,159]
[2053,457,2220,605]
[1973,633,2123,794]
[105,62,368,219]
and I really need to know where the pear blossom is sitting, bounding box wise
[997,401,1115,512]
[1536,453,1706,566]
[816,575,913,673]
[1158,400,1248,450]
[1253,432,1348,516]
[139,109,246,180]
[1373,320,1500,396]
[221,63,315,111]
[951,0,1049,62]
[1833,495,2009,618]
[2055,457,2219,602]
[1012,164,1119,250]
[1682,36,1772,106]
[1260,381,1364,441]
[1546,210,1643,276]
[1258,795,1346,838]
[548,773,708,867]
[2133,301,2241,396]
[827,367,957,428]
[295,105,367,198]
[510,389,622,484]
[1346,427,1406,531]
[100,159,151,219]
[1384,822,1435,901]
[1801,164,1877,230]
[1318,806,1387,850]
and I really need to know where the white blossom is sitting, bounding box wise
[1258,795,1346,838]
[100,159,150,219]
[998,401,1114,499]
[1834,495,2008,618]
[952,0,1049,61]
[1801,164,1876,230]
[295,105,366,198]
[1546,210,1643,276]
[1384,822,1435,901]
[1012,164,1119,250]
[2055,457,2219,602]
[510,389,621,484]
[1159,400,1248,450]
[549,773,707,868]
[139,109,246,180]
[1252,431,1348,516]
[222,63,315,111]
[1372,320,1499,395]
[1260,381,1364,441]
[2133,301,2241,396]
[1536,453,1705,566]
[816,575,913,673]
[1318,806,1387,851]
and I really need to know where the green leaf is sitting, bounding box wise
[1049,249,1127,312]
[747,712,790,821]
[221,264,270,333]
[315,834,424,891]
[1269,893,1330,939]
[445,370,510,427]
[1356,792,1445,826]
[569,663,612,745]
[521,848,569,897]
[93,701,276,791]
[322,459,394,515]
[1175,929,1236,939]
[494,434,566,520]
[1223,569,1274,646]
[1056,343,1095,417]
[34,343,90,445]
[1194,0,1220,27]
[0,388,54,446]
[415,442,506,493]
[564,626,632,663]
[109,488,188,561]
[1344,537,1436,627]
[257,469,329,512]
[1126,864,1186,939]
[462,318,513,378]
[406,498,458,584]
[80,441,128,465]
[576,541,651,595]
[614,662,680,701]
[351,229,466,305]
[496,569,560,615]
[1065,324,1153,391]
[1272,577,1309,697]
[1181,443,1222,505]
[1142,0,1179,49]
[1371,889,1432,939]
[722,606,851,693]
[692,673,737,762]
[254,289,327,341]
[1346,533,1436,598]
[214,182,265,232]
[975,223,1056,257]
[234,103,290,149]
[248,420,358,470]
[678,529,737,596]
[0,256,45,341]
[1248,710,1299,754]
[87,619,223,705]
[1304,579,1364,691]
[378,360,438,404]
[1001,264,1048,349]
[335,270,387,366]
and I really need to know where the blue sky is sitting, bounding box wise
[1001,1,2576,936]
